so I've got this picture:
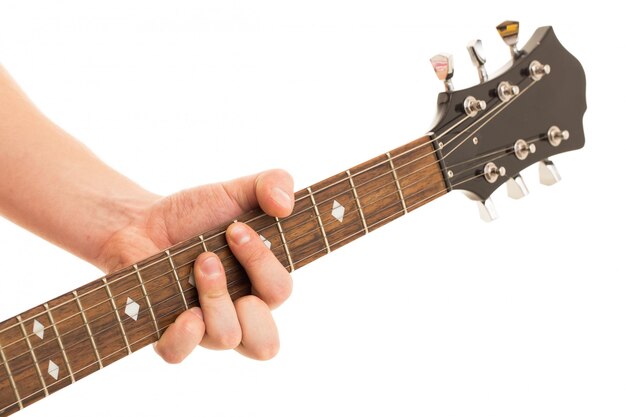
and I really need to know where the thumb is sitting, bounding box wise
[159,169,294,244]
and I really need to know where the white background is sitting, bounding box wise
[0,1,623,416]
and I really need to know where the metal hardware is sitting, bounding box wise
[430,54,454,92]
[477,197,498,222]
[506,175,529,199]
[538,159,561,185]
[483,162,506,184]
[529,60,551,81]
[496,20,521,58]
[467,39,488,83]
[547,125,570,147]
[514,139,536,160]
[497,81,520,102]
[464,96,486,117]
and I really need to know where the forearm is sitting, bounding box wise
[0,65,158,266]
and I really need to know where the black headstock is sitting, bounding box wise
[430,26,586,219]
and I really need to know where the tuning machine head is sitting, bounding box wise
[430,53,454,92]
[467,39,488,83]
[496,20,521,58]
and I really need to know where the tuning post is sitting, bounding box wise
[467,39,488,83]
[497,81,520,102]
[514,139,536,160]
[483,162,506,184]
[496,20,521,58]
[430,54,454,92]
[547,125,569,147]
[529,60,551,81]
[464,96,486,117]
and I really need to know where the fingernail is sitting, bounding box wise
[189,307,203,319]
[270,187,293,210]
[229,222,251,245]
[200,255,222,278]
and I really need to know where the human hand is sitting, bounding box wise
[96,169,294,362]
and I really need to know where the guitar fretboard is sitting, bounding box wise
[0,134,446,416]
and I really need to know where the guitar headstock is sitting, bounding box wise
[429,23,586,221]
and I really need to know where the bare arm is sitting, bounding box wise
[0,65,294,361]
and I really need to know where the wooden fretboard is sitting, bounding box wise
[0,135,447,416]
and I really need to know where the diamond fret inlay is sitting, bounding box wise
[33,319,45,340]
[260,235,272,249]
[332,200,345,222]
[188,270,196,287]
[124,297,140,321]
[48,360,59,380]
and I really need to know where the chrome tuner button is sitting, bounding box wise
[467,39,488,83]
[478,197,498,222]
[464,96,487,117]
[497,81,520,102]
[506,175,529,199]
[529,60,551,81]
[514,139,536,160]
[483,162,506,184]
[547,125,570,147]
[539,159,561,185]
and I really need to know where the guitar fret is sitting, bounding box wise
[16,315,48,397]
[275,218,294,272]
[346,169,369,233]
[166,250,189,310]
[387,152,408,215]
[72,291,103,369]
[44,303,75,384]
[134,265,161,339]
[102,278,132,355]
[0,342,23,410]
[307,187,331,254]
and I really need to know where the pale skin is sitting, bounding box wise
[0,65,294,363]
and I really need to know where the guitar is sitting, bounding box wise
[0,22,586,416]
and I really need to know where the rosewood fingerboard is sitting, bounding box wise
[0,135,446,416]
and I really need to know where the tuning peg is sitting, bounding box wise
[467,39,488,83]
[477,197,498,222]
[506,175,529,199]
[430,53,454,92]
[496,20,521,58]
[538,159,561,185]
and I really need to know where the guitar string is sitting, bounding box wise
[0,75,539,354]
[0,161,448,363]
[0,82,537,353]
[0,141,516,374]
[0,82,524,340]
[0,150,505,414]
[0,174,450,393]
[0,142,447,352]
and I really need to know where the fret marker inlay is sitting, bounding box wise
[331,200,345,222]
[188,270,196,287]
[33,319,45,339]
[124,297,140,321]
[260,234,272,249]
[47,360,59,380]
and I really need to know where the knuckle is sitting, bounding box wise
[214,332,241,350]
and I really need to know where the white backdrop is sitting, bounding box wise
[1,1,624,416]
